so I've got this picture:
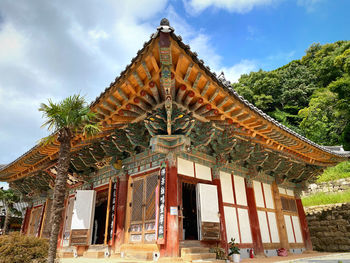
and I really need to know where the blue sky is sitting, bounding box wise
[0,0,349,189]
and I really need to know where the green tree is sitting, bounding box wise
[0,189,20,235]
[39,95,100,263]
[298,89,345,145]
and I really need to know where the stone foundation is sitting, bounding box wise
[305,203,350,252]
[303,178,350,197]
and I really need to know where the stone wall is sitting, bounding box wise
[305,203,350,252]
[302,178,350,197]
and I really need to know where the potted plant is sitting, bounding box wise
[228,238,240,262]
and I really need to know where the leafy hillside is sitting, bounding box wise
[233,41,350,150]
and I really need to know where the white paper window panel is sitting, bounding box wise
[177,157,194,177]
[195,163,212,181]
[253,181,265,208]
[197,184,220,223]
[292,216,303,243]
[237,208,252,243]
[71,190,96,230]
[286,189,294,197]
[278,187,287,195]
[257,211,270,243]
[284,215,296,243]
[220,171,234,204]
[234,175,247,206]
[263,183,274,209]
[267,212,280,243]
[224,206,240,243]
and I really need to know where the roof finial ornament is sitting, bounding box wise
[218,71,226,81]
[157,18,174,33]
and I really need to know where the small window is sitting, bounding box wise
[281,197,297,213]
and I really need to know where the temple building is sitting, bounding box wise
[0,19,349,261]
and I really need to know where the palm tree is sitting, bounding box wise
[0,188,20,235]
[39,95,100,263]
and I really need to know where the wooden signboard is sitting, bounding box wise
[107,182,117,243]
[70,229,90,246]
[156,162,167,244]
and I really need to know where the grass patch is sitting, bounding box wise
[316,161,350,183]
[302,189,350,207]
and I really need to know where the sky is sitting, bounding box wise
[0,0,349,189]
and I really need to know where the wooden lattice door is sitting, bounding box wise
[129,173,158,243]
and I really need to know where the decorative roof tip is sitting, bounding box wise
[158,18,174,33]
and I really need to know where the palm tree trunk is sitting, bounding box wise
[3,204,10,235]
[47,130,71,263]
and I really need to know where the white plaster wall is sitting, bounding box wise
[284,215,296,243]
[197,184,219,223]
[263,183,274,209]
[220,171,234,204]
[279,187,287,195]
[234,175,247,206]
[177,157,194,177]
[238,208,252,243]
[292,216,303,243]
[195,163,212,181]
[258,211,270,243]
[224,206,240,243]
[286,189,294,197]
[267,212,280,243]
[253,181,265,208]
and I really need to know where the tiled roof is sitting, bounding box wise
[0,18,349,177]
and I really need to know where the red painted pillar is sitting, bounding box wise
[162,162,179,257]
[21,206,32,235]
[246,180,264,255]
[213,177,228,252]
[57,198,67,248]
[114,174,129,250]
[296,198,313,251]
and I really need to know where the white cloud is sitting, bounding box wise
[166,6,257,82]
[0,0,168,164]
[297,0,322,12]
[220,59,258,83]
[0,0,258,166]
[184,0,276,14]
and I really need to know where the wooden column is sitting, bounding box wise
[295,198,313,251]
[245,179,264,255]
[162,159,179,257]
[272,182,289,249]
[21,206,32,235]
[114,174,129,250]
[212,169,228,252]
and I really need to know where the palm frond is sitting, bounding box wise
[38,134,56,146]
[39,94,100,138]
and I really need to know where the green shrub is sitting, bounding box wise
[316,161,350,182]
[0,232,49,263]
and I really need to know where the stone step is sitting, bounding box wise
[182,252,216,261]
[124,251,154,260]
[181,247,210,256]
[82,251,105,258]
[192,260,226,263]
[180,240,204,248]
[83,245,109,258]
